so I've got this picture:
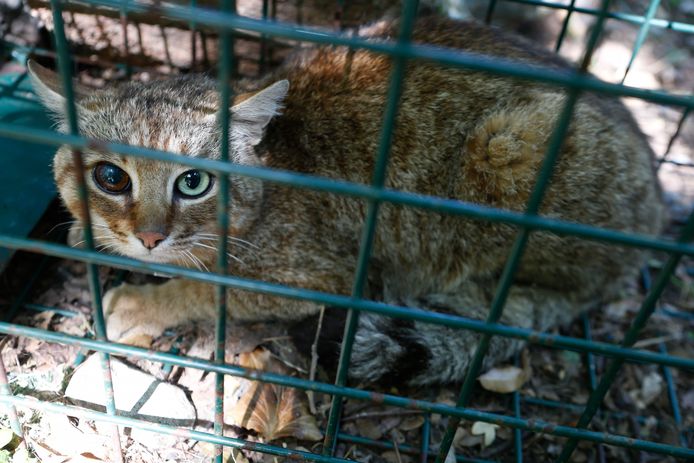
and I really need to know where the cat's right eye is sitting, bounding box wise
[93,162,131,194]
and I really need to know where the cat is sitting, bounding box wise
[29,15,663,386]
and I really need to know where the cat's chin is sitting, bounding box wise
[141,254,183,266]
[117,249,181,266]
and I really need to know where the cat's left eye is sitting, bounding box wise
[175,170,213,198]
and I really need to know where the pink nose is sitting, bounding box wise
[135,231,166,250]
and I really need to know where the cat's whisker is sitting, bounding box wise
[46,220,79,236]
[186,249,207,272]
[96,245,120,254]
[192,242,244,266]
[180,249,209,272]
[197,233,260,250]
[192,242,217,252]
[226,252,244,265]
[196,236,260,256]
[72,224,111,231]
[176,249,194,270]
[71,234,110,249]
[182,250,197,271]
[228,236,260,250]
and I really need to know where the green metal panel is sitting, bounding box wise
[0,73,56,271]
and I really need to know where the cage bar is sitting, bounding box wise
[47,0,124,459]
[621,0,661,84]
[212,0,235,460]
[23,0,694,108]
[435,2,613,460]
[512,354,523,463]
[554,0,577,51]
[3,125,694,259]
[556,210,694,461]
[323,0,419,454]
[0,238,693,374]
[501,0,694,34]
[1,322,692,459]
[659,343,687,447]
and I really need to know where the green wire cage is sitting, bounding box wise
[0,0,693,462]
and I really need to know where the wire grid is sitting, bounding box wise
[0,0,692,461]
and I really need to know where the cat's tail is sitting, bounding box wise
[289,288,580,387]
[348,311,524,387]
[289,303,525,387]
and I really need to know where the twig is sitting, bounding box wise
[391,431,403,463]
[633,334,680,348]
[307,306,325,415]
[260,336,292,343]
[343,444,357,460]
[266,349,308,375]
[342,409,423,422]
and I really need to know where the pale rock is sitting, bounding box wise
[65,354,196,448]
[471,421,499,448]
[478,366,527,393]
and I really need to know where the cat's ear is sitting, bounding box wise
[229,80,289,146]
[27,60,92,121]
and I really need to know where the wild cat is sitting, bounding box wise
[29,15,663,386]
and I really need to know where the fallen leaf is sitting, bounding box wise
[226,348,322,442]
[471,421,499,448]
[381,449,412,463]
[355,419,383,440]
[29,414,110,462]
[229,449,250,463]
[629,371,664,409]
[478,366,527,393]
[399,415,424,431]
[0,429,14,449]
[10,448,37,463]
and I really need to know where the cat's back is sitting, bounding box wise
[268,16,655,209]
[261,17,662,300]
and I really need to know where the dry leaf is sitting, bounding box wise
[399,415,425,431]
[9,447,36,463]
[471,421,499,448]
[226,348,322,442]
[355,419,383,440]
[0,428,14,449]
[629,371,664,409]
[381,450,412,463]
[29,414,110,462]
[478,366,527,393]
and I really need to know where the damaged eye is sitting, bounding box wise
[93,162,131,194]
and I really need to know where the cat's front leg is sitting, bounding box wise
[103,279,216,346]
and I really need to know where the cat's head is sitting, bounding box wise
[28,61,288,268]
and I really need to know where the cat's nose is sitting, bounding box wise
[135,231,166,250]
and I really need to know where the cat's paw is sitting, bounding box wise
[102,283,168,347]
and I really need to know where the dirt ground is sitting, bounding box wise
[1,0,693,462]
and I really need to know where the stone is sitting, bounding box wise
[65,354,196,448]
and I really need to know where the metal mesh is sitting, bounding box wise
[0,0,693,461]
